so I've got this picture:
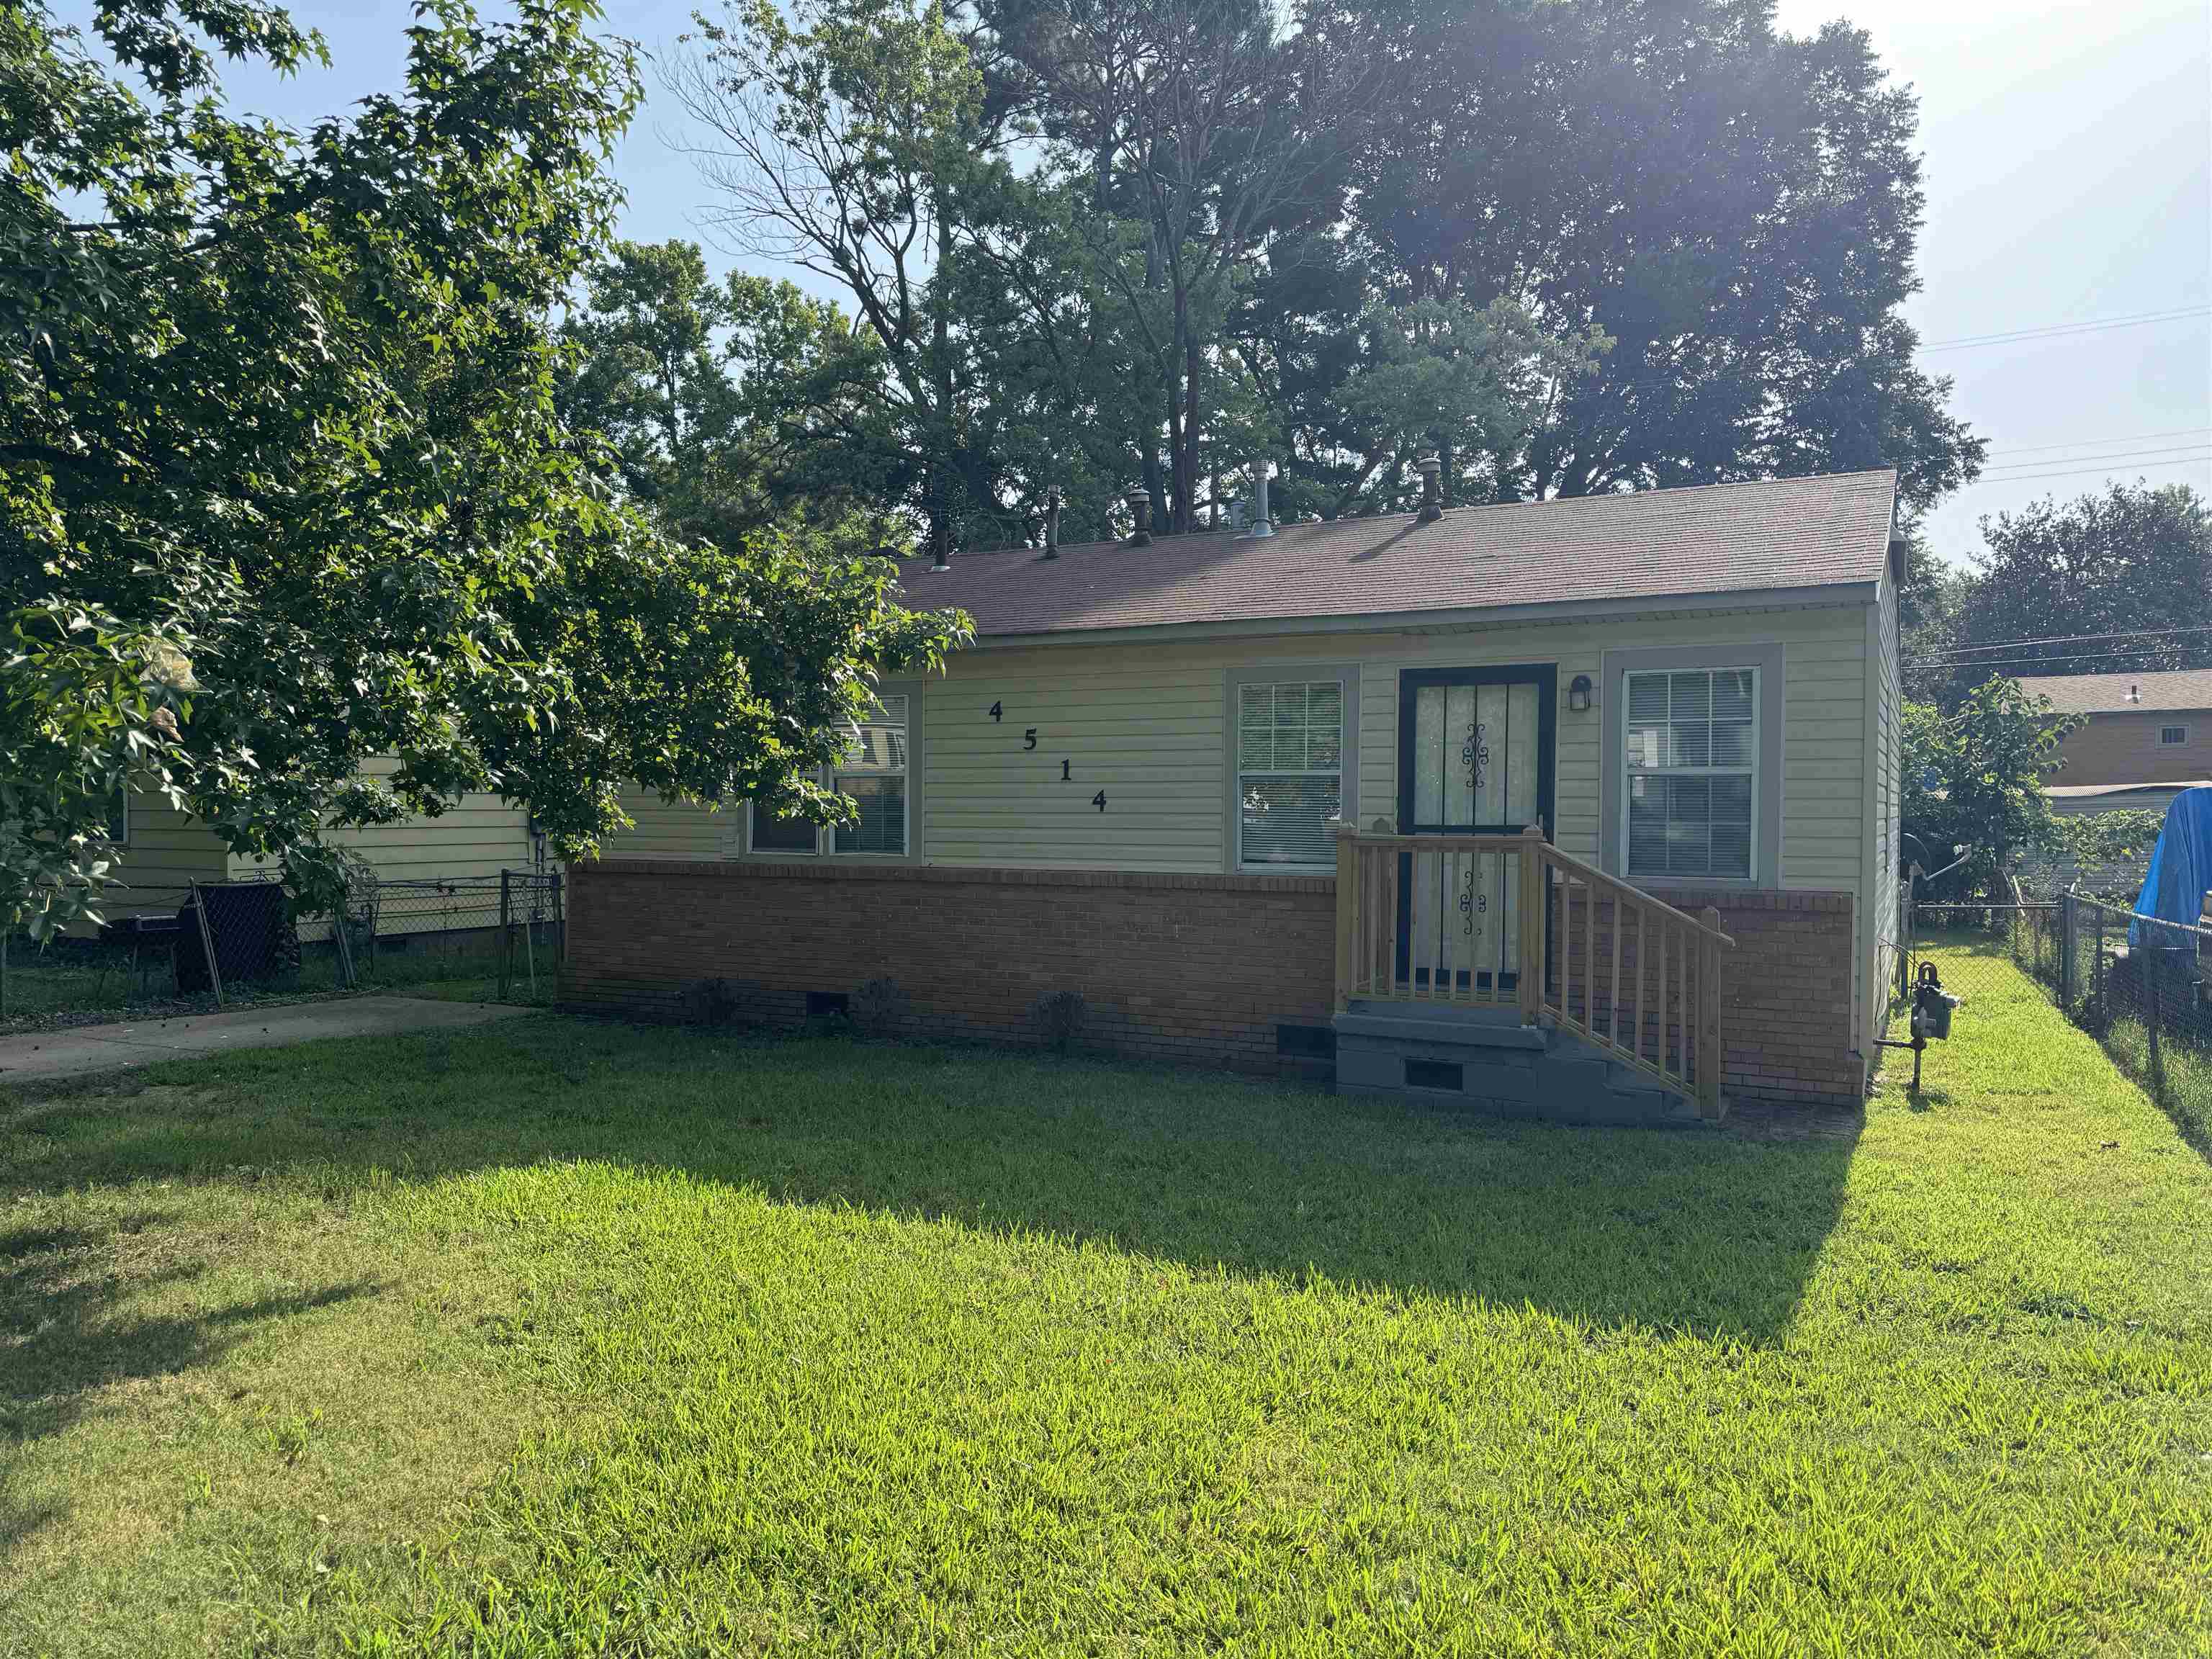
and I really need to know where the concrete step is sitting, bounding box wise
[1332,1002,1706,1128]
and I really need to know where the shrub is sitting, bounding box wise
[853,975,909,1036]
[1030,989,1088,1053]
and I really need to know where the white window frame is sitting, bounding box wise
[1225,665,1359,873]
[745,687,918,861]
[1619,665,1761,885]
[2159,723,2189,747]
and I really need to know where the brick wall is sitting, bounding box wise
[1647,886,1863,1107]
[563,861,1862,1105]
[562,858,1336,1075]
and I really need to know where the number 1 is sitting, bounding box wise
[1061,759,1071,781]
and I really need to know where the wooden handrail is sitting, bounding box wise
[1537,840,1736,948]
[1329,820,1733,1120]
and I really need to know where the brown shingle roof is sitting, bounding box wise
[894,469,1898,639]
[2015,668,2212,715]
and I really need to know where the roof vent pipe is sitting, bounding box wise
[1247,464,1274,538]
[1416,453,1443,523]
[1126,486,1154,547]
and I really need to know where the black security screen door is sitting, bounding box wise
[1395,666,1557,990]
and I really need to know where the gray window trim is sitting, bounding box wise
[1223,662,1361,873]
[1600,642,1784,889]
[743,678,925,864]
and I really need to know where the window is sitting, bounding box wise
[1623,667,1756,880]
[2160,724,2188,747]
[748,693,911,857]
[1237,679,1345,868]
[105,782,129,847]
[832,694,907,855]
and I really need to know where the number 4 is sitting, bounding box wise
[1092,790,1107,812]
[989,701,1002,722]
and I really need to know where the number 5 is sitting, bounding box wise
[1024,728,1037,749]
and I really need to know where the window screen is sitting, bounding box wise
[1238,680,1344,868]
[832,694,907,855]
[2160,724,2188,746]
[1624,667,1755,880]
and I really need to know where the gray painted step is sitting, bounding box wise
[1333,1003,1707,1129]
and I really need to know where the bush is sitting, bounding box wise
[1030,989,1088,1053]
[853,975,909,1035]
[680,976,741,1027]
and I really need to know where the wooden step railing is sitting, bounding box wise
[1330,821,1734,1118]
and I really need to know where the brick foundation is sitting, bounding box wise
[562,860,1863,1105]
[561,859,1337,1075]
[1645,886,1863,1107]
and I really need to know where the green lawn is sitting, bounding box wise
[1,950,2207,1656]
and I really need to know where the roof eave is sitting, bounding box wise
[947,578,1881,651]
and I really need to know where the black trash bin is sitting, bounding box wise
[175,882,297,993]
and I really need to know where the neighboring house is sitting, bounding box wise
[98,762,674,940]
[2015,669,2212,801]
[569,469,1907,1115]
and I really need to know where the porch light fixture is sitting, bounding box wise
[1568,673,1593,713]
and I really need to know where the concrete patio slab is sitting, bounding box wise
[0,996,539,1085]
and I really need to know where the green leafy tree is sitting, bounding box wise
[1933,482,2212,702]
[1902,681,2079,902]
[1,1,966,938]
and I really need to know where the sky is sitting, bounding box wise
[61,0,2212,567]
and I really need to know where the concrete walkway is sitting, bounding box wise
[0,996,540,1085]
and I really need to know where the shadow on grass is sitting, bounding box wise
[0,1213,380,1554]
[0,1025,1861,1349]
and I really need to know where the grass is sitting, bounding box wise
[1,950,2207,1656]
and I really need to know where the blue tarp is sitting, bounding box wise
[2129,785,2212,944]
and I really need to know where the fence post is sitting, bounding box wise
[2147,931,2164,1105]
[188,878,224,1007]
[2059,891,2076,1010]
[1517,823,1546,1024]
[498,868,512,1004]
[2092,903,2105,1020]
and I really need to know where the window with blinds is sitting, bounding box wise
[750,694,909,855]
[1624,667,1755,880]
[1238,680,1344,868]
[832,693,907,855]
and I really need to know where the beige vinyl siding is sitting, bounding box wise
[930,603,1872,894]
[1869,567,1904,1045]
[925,657,1230,871]
[231,758,536,887]
[103,794,228,920]
[595,786,729,862]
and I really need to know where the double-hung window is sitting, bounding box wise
[749,693,910,857]
[1624,667,1756,881]
[1236,678,1346,868]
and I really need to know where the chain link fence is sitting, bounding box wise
[1903,896,2211,1151]
[1,868,562,1033]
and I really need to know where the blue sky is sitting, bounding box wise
[66,0,2212,565]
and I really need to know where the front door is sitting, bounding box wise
[1395,666,1557,991]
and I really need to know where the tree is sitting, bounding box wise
[1901,680,2078,902]
[1304,0,1985,514]
[557,239,897,546]
[1,1,966,938]
[1931,482,2212,702]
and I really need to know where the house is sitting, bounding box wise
[565,469,1907,1116]
[2014,668,2212,817]
[96,764,683,942]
